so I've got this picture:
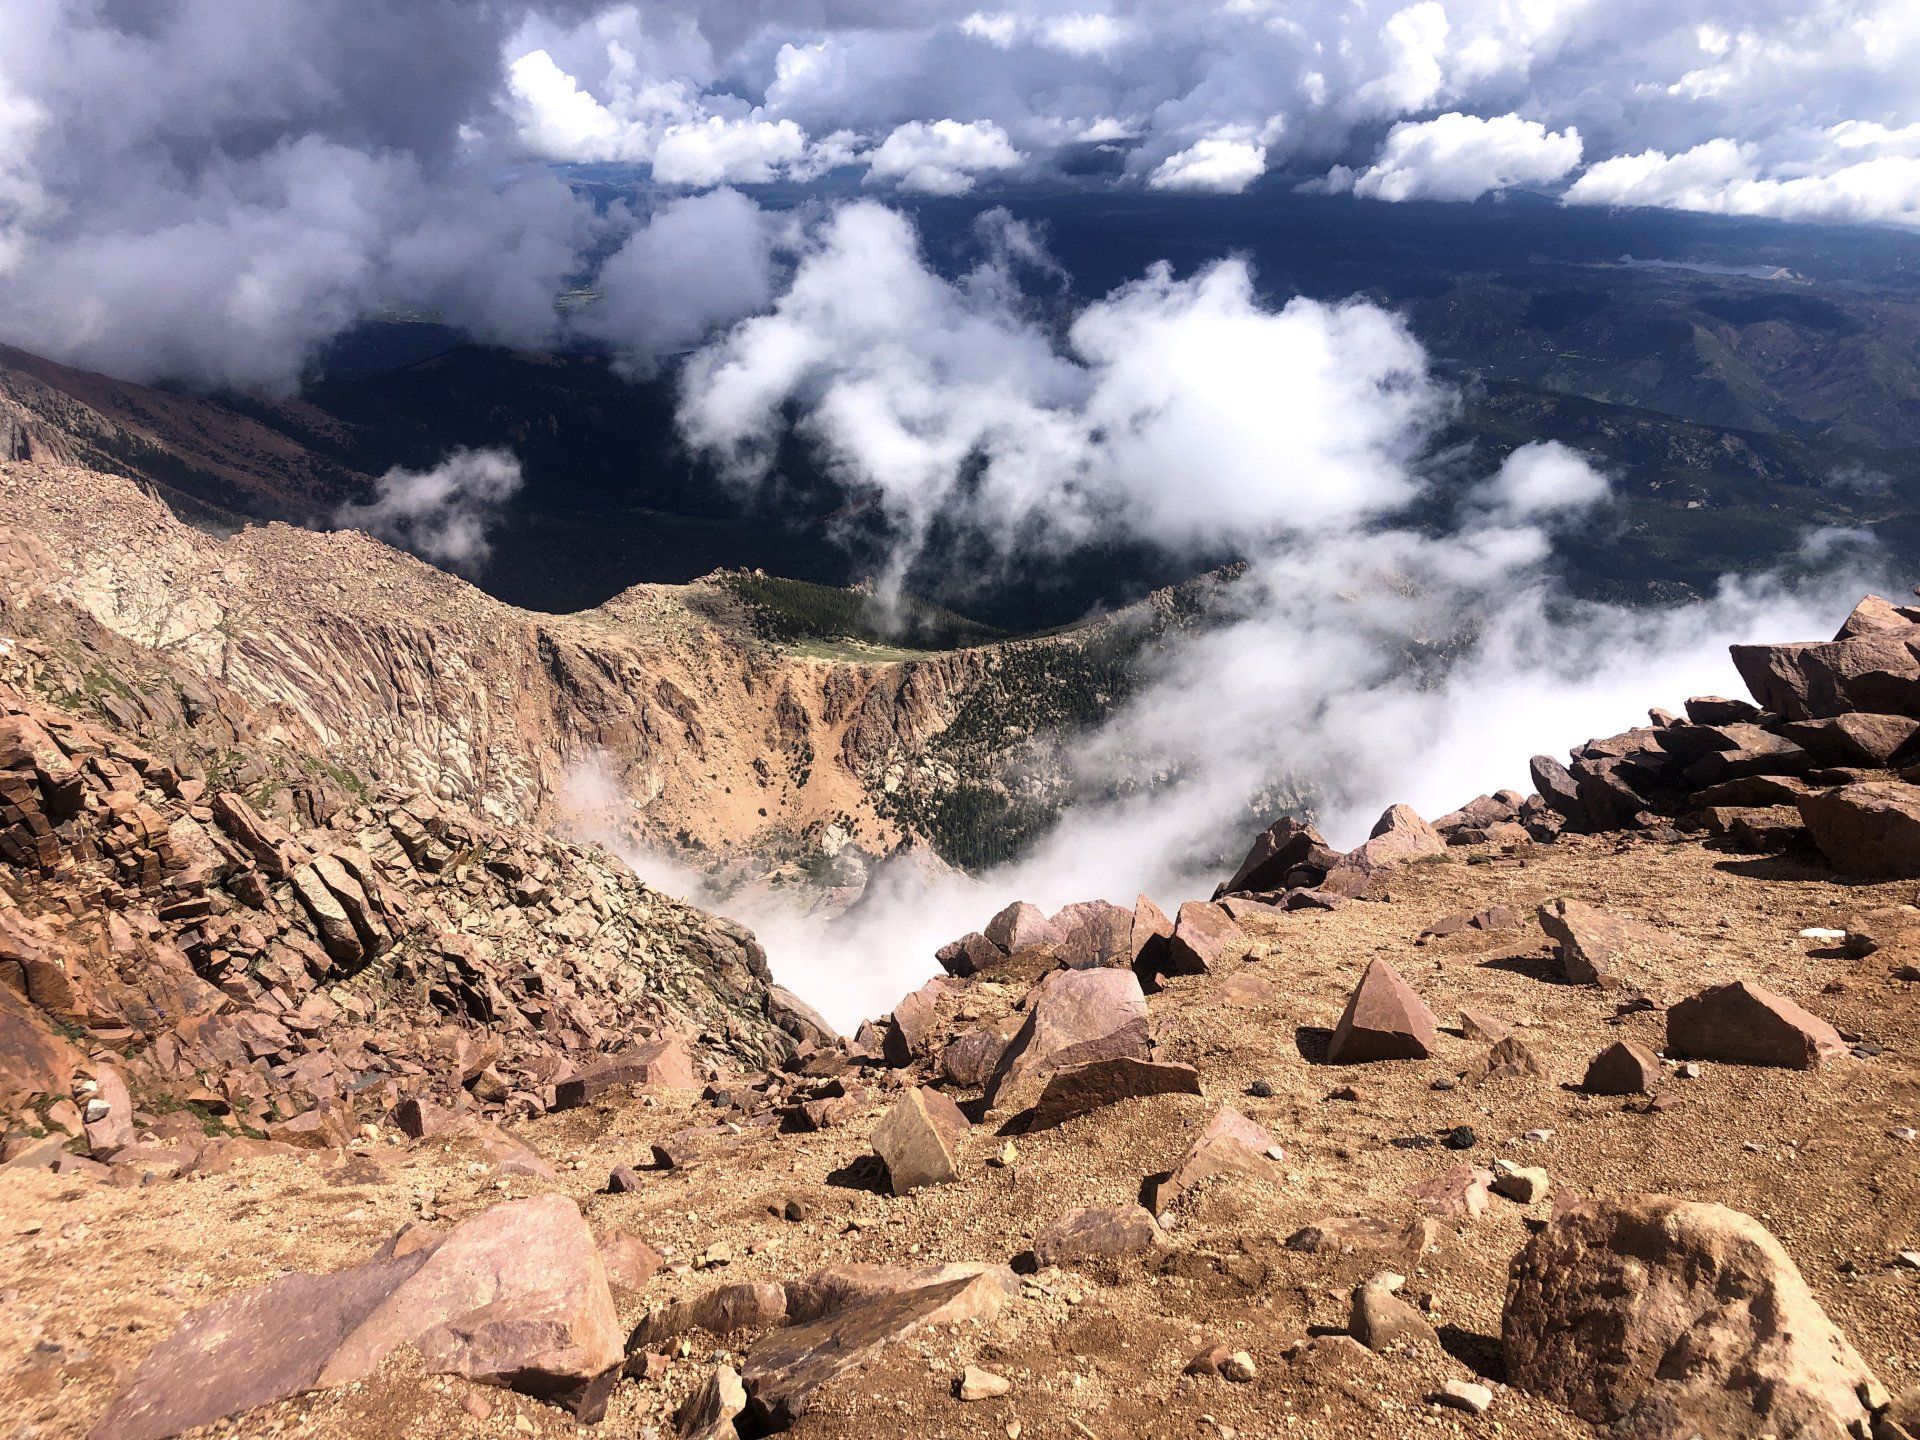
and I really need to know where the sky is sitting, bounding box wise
[2,1,1919,388]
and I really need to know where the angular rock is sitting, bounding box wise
[1129,893,1175,974]
[1457,1007,1511,1042]
[1349,1272,1437,1353]
[938,1018,1016,1089]
[597,1232,664,1294]
[553,1037,698,1110]
[982,968,1150,1115]
[1732,624,1920,722]
[1798,780,1920,878]
[1406,1164,1495,1220]
[1781,712,1920,767]
[676,1365,746,1440]
[742,1269,1013,1430]
[767,986,836,1048]
[983,901,1059,954]
[882,978,950,1068]
[1474,1035,1546,1084]
[1537,898,1646,987]
[1582,1040,1661,1095]
[1492,1161,1551,1204]
[1503,1194,1881,1440]
[871,1086,969,1194]
[935,931,999,978]
[957,1365,1011,1401]
[1031,1205,1163,1267]
[1684,695,1762,726]
[1052,899,1136,969]
[1217,815,1334,896]
[91,1195,621,1440]
[1342,803,1446,874]
[1026,1057,1201,1130]
[1326,958,1436,1063]
[82,1065,136,1154]
[628,1281,788,1348]
[1164,900,1243,976]
[1666,981,1844,1069]
[1530,753,1588,827]
[1149,1105,1278,1214]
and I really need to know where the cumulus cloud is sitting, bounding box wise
[1149,135,1269,193]
[678,199,1445,598]
[1329,111,1583,202]
[333,448,524,572]
[865,119,1024,193]
[577,188,784,373]
[1566,140,1920,227]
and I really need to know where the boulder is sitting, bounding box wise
[1149,1106,1277,1214]
[1684,695,1761,726]
[741,1269,1014,1430]
[870,1087,969,1194]
[1217,815,1333,896]
[935,931,999,978]
[1164,900,1243,975]
[1503,1195,1881,1440]
[1732,624,1920,722]
[1326,958,1436,1063]
[1537,898,1646,987]
[1529,754,1588,827]
[1780,713,1920,767]
[1832,593,1920,639]
[983,901,1060,954]
[1342,803,1445,874]
[91,1195,622,1440]
[1666,981,1844,1069]
[553,1037,698,1110]
[982,968,1150,1115]
[1026,1057,1201,1130]
[1129,894,1175,974]
[1031,1205,1163,1267]
[881,978,950,1068]
[1052,900,1136,969]
[938,1017,1018,1089]
[1798,780,1920,877]
[82,1065,136,1154]
[1582,1040,1661,1095]
[767,986,837,1048]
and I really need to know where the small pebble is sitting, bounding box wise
[1890,1128,1917,1143]
[1248,1079,1274,1098]
[1443,1126,1476,1151]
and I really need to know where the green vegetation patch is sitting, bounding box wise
[719,573,1006,653]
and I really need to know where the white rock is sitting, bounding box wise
[1798,927,1846,941]
[959,1366,1011,1401]
[1437,1379,1494,1414]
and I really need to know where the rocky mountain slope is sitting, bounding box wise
[5,584,1920,1440]
[0,439,1208,886]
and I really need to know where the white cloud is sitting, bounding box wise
[1148,135,1268,193]
[1038,13,1135,60]
[333,448,524,571]
[651,117,810,186]
[1339,111,1583,202]
[866,119,1023,194]
[1566,139,1920,228]
[1480,441,1612,520]
[577,188,781,374]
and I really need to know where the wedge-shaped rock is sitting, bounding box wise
[1026,1057,1201,1130]
[553,1036,697,1110]
[676,1365,746,1440]
[1537,898,1645,987]
[1406,1164,1494,1220]
[288,862,363,969]
[1582,1040,1661,1095]
[982,968,1149,1115]
[1798,780,1920,878]
[1032,1205,1162,1267]
[871,1086,969,1193]
[881,977,951,1067]
[1350,1272,1437,1353]
[1780,712,1920,767]
[1666,980,1844,1069]
[1530,754,1587,827]
[1217,815,1334,896]
[1326,958,1436,1063]
[1130,893,1175,973]
[90,1195,621,1440]
[1164,900,1243,975]
[1149,1105,1277,1214]
[1504,1194,1881,1440]
[935,931,999,978]
[1473,1034,1546,1084]
[781,1261,1012,1326]
[742,1269,1013,1430]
